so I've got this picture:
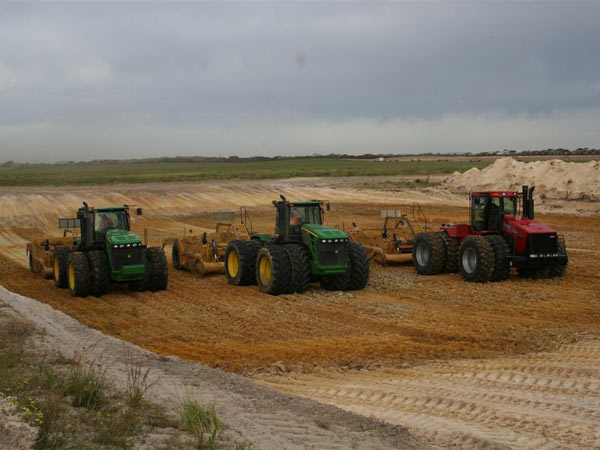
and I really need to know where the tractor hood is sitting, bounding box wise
[302,224,348,240]
[502,215,557,237]
[106,229,142,245]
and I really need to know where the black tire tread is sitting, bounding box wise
[88,250,111,297]
[347,242,369,290]
[459,235,494,283]
[69,252,91,298]
[53,246,70,288]
[146,247,168,292]
[412,232,446,275]
[484,235,511,282]
[438,232,459,273]
[256,245,292,296]
[284,244,312,293]
[172,240,183,270]
[225,240,258,286]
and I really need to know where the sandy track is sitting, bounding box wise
[257,340,600,449]
[0,285,423,450]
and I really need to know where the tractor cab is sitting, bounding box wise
[72,203,143,250]
[273,198,328,241]
[470,191,518,232]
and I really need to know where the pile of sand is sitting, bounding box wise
[444,157,600,201]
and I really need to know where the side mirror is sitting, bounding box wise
[136,208,143,216]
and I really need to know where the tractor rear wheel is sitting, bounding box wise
[67,252,91,298]
[88,250,111,297]
[459,236,494,283]
[225,240,257,286]
[438,232,459,273]
[146,247,168,291]
[484,235,511,282]
[256,246,291,296]
[172,240,183,270]
[53,246,70,288]
[346,242,369,290]
[284,244,311,293]
[412,232,446,275]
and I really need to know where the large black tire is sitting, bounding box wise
[346,242,369,291]
[172,240,183,270]
[53,246,70,288]
[517,267,550,279]
[320,272,350,291]
[458,236,494,283]
[438,232,459,273]
[225,240,257,286]
[484,235,511,282]
[412,232,446,275]
[146,247,168,292]
[548,240,568,278]
[67,252,91,298]
[87,250,111,297]
[256,246,291,296]
[283,244,311,293]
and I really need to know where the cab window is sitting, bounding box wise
[94,211,129,237]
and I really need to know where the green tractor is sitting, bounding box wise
[224,196,369,295]
[53,203,168,298]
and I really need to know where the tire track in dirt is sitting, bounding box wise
[257,340,600,449]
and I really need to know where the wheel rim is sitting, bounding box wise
[462,247,477,274]
[54,257,60,282]
[227,250,239,277]
[68,261,75,290]
[259,255,272,285]
[415,242,430,266]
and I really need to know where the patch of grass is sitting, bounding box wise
[64,363,107,410]
[0,159,490,187]
[0,311,188,449]
[353,177,440,191]
[180,394,224,450]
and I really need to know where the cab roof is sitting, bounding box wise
[471,191,519,198]
[88,206,130,212]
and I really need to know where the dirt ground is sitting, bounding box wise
[0,177,599,448]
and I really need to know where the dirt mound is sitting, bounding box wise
[444,157,600,201]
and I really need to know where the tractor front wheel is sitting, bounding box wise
[439,232,459,273]
[146,247,168,291]
[346,242,369,290]
[256,246,291,296]
[53,246,70,288]
[484,235,511,282]
[412,232,446,275]
[283,244,311,293]
[88,250,111,297]
[68,252,91,297]
[459,236,494,283]
[225,240,257,286]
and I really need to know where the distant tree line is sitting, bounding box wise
[1,147,599,167]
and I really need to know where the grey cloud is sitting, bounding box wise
[0,2,599,161]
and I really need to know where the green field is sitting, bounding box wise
[0,158,491,187]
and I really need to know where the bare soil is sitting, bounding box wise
[0,177,598,448]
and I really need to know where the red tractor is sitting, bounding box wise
[412,185,568,282]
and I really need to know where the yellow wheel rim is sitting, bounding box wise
[259,255,272,285]
[54,257,60,281]
[68,262,75,291]
[228,250,239,277]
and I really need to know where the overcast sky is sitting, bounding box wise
[1,1,599,162]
